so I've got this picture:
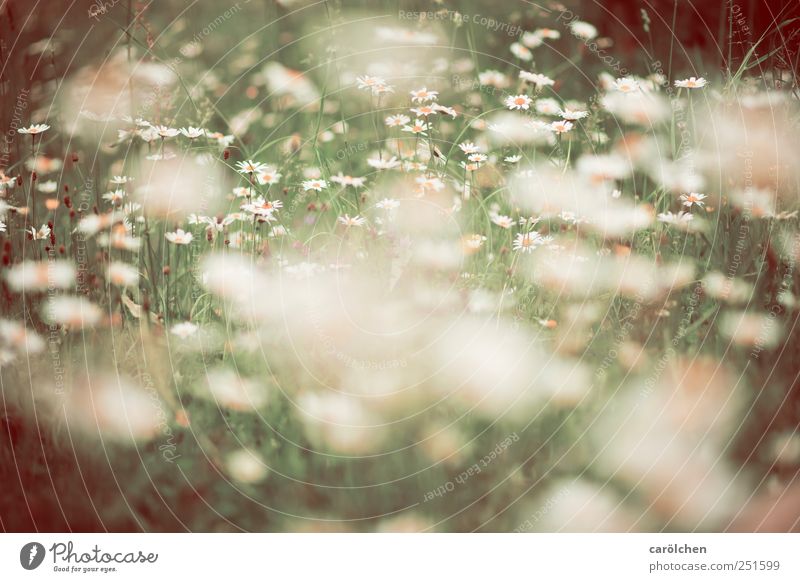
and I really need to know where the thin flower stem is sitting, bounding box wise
[141,216,162,313]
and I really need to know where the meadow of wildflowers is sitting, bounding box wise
[1,0,800,533]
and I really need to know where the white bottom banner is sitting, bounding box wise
[1,534,797,580]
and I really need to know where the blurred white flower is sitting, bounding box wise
[521,478,644,532]
[520,72,554,88]
[302,179,328,192]
[106,262,139,287]
[510,42,533,61]
[43,296,103,329]
[134,155,223,218]
[165,229,193,245]
[719,311,782,349]
[602,90,671,125]
[171,322,199,339]
[18,123,50,135]
[337,214,367,227]
[63,374,163,443]
[0,319,45,355]
[702,272,753,303]
[505,94,532,111]
[569,20,598,40]
[179,126,205,139]
[410,87,438,103]
[203,368,269,412]
[262,61,320,108]
[680,192,707,208]
[6,260,75,292]
[513,232,545,253]
[225,448,269,484]
[298,391,385,454]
